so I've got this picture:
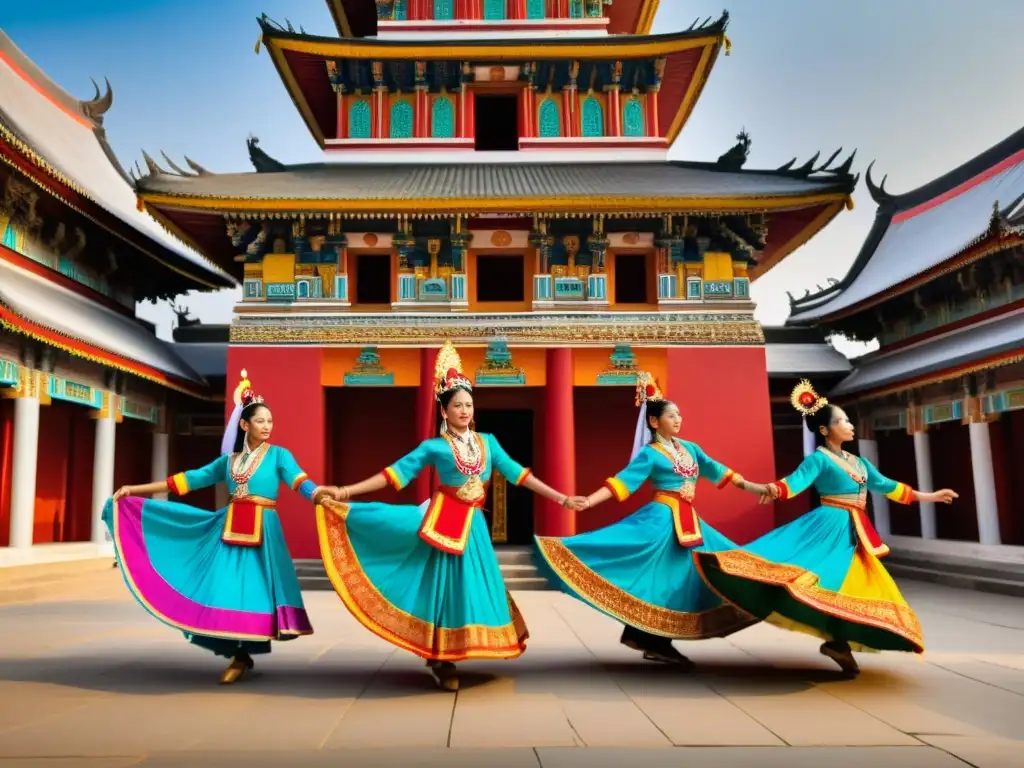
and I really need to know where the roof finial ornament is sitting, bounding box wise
[864,161,893,204]
[184,156,213,176]
[81,77,113,122]
[716,129,751,171]
[160,151,196,177]
[140,150,167,177]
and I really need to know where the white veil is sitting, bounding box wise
[802,417,817,458]
[630,405,650,462]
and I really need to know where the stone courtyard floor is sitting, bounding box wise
[0,567,1022,766]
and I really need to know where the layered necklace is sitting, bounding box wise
[655,433,698,479]
[820,446,866,485]
[232,437,268,498]
[445,428,484,477]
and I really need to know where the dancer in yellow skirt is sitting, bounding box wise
[694,380,958,675]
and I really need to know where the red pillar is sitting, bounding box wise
[415,346,438,500]
[539,348,576,536]
[608,87,621,136]
[646,90,660,137]
[336,91,347,139]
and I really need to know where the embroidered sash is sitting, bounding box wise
[221,497,274,547]
[653,490,704,548]
[820,495,889,558]
[417,484,489,555]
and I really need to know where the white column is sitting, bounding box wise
[969,421,1001,546]
[91,405,117,544]
[151,432,170,501]
[8,394,40,548]
[858,438,890,538]
[913,430,937,539]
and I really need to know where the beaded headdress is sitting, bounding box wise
[222,369,265,455]
[790,379,828,416]
[634,371,664,406]
[434,340,473,401]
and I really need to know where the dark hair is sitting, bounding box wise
[645,399,675,433]
[804,404,835,448]
[437,385,473,430]
[233,402,270,453]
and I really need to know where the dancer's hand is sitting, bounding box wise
[757,493,774,505]
[567,496,589,511]
[112,486,133,501]
[925,488,959,505]
[334,486,351,501]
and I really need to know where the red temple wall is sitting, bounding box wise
[33,401,93,544]
[0,398,13,546]
[930,421,978,542]
[226,346,326,559]
[665,347,776,544]
[877,430,920,536]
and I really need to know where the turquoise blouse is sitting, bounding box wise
[775,448,914,505]
[604,439,735,502]
[383,433,532,491]
[167,444,319,503]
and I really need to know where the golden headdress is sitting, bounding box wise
[434,340,473,400]
[790,378,828,416]
[634,371,664,407]
[232,369,264,408]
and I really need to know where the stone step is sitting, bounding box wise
[888,562,1024,598]
[886,553,1024,584]
[494,546,536,566]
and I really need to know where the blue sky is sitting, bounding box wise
[4,0,1024,351]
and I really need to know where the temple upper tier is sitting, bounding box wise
[257,13,727,151]
[327,0,662,38]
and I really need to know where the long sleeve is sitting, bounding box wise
[863,457,915,504]
[604,449,655,502]
[167,455,229,496]
[771,452,823,500]
[486,434,532,486]
[689,442,737,489]
[382,440,433,491]
[276,447,319,502]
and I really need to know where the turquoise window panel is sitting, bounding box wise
[569,0,584,18]
[483,0,506,20]
[433,0,454,19]
[526,0,545,19]
[394,0,408,20]
[431,98,455,138]
[623,97,644,137]
[538,98,560,138]
[348,99,371,139]
[390,100,414,138]
[580,96,604,137]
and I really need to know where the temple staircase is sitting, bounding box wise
[885,536,1024,598]
[294,546,554,592]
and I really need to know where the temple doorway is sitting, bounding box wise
[475,407,534,544]
[474,95,520,151]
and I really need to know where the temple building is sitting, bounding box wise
[133,0,860,559]
[0,32,236,562]
[788,127,1024,548]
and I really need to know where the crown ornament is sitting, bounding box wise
[232,368,264,408]
[434,340,473,401]
[634,371,664,406]
[790,378,827,416]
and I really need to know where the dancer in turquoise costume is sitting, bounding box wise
[317,341,581,692]
[535,372,773,669]
[694,380,958,676]
[105,370,335,684]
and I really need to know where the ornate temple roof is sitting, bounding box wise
[326,0,662,37]
[256,14,728,147]
[0,258,208,393]
[788,127,1024,323]
[830,309,1024,398]
[0,32,235,290]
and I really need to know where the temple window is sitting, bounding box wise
[526,0,545,19]
[580,96,604,138]
[348,99,371,139]
[483,0,506,20]
[433,0,454,20]
[390,100,414,138]
[623,97,644,137]
[538,98,560,138]
[394,0,408,20]
[569,0,584,19]
[431,97,455,138]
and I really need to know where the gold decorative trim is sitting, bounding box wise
[535,538,757,638]
[636,0,661,35]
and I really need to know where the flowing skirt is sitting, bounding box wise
[103,497,312,658]
[534,501,758,639]
[693,506,923,653]
[317,500,529,662]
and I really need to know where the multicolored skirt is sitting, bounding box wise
[693,505,924,653]
[534,501,758,639]
[317,499,528,662]
[103,497,312,658]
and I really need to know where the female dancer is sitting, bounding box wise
[694,380,958,675]
[535,373,773,669]
[105,370,333,684]
[317,341,578,691]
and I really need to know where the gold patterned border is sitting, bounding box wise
[693,550,924,652]
[316,501,529,661]
[535,537,758,639]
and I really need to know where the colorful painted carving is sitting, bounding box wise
[344,347,395,386]
[475,340,526,386]
[596,344,640,385]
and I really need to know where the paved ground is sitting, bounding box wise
[0,568,1022,767]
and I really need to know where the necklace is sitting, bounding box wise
[818,446,866,485]
[231,439,267,498]
[445,430,484,476]
[655,434,698,479]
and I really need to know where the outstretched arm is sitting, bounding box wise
[691,443,773,497]
[337,441,433,500]
[863,458,958,505]
[487,435,572,507]
[767,452,824,501]
[113,455,229,501]
[276,448,333,504]
[583,450,655,510]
